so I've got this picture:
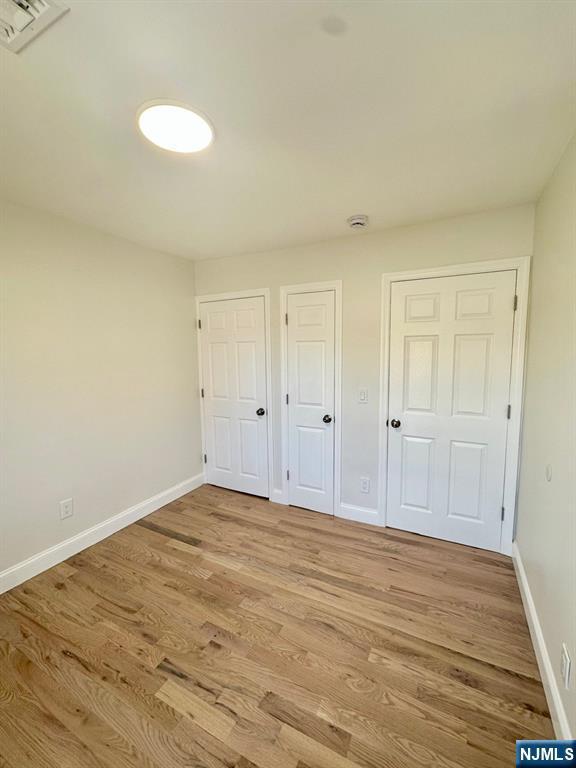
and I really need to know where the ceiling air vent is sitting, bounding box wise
[0,0,68,53]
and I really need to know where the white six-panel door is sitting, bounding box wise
[200,296,269,497]
[386,270,516,551]
[287,290,336,515]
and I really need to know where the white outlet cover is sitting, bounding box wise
[360,476,370,493]
[359,388,368,403]
[60,497,74,519]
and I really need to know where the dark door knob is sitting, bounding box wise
[390,418,401,429]
[323,414,332,424]
[256,408,266,416]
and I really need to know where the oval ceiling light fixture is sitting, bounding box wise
[137,101,214,154]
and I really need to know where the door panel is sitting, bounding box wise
[213,417,232,471]
[401,436,434,511]
[387,270,516,551]
[287,290,335,514]
[239,418,259,477]
[297,342,325,404]
[200,296,269,496]
[403,335,439,412]
[297,427,325,489]
[236,342,258,401]
[209,343,229,398]
[447,441,486,520]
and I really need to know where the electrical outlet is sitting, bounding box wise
[360,476,370,494]
[561,643,571,689]
[60,498,74,520]
[358,388,368,404]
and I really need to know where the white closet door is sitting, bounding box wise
[200,296,269,497]
[287,290,335,515]
[387,270,516,551]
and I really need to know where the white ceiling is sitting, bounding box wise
[1,0,575,259]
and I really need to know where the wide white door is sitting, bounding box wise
[200,296,269,497]
[287,290,335,515]
[387,270,516,551]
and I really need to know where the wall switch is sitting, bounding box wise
[60,498,74,520]
[360,476,370,494]
[359,388,368,404]
[561,643,571,689]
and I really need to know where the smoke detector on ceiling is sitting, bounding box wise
[0,0,68,53]
[347,214,369,230]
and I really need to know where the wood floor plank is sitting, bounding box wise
[260,691,352,755]
[4,647,159,768]
[0,484,553,767]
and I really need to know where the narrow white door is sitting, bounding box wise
[387,270,516,551]
[200,296,269,497]
[287,290,335,515]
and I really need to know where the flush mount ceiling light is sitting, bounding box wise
[137,101,214,153]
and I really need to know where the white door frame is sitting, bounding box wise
[196,289,274,498]
[378,257,530,555]
[279,281,343,512]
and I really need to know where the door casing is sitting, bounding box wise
[278,281,343,511]
[379,257,530,555]
[196,289,274,499]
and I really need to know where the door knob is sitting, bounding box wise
[323,414,332,424]
[256,408,266,416]
[390,418,401,429]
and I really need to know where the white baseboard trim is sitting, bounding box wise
[512,542,573,739]
[336,502,383,527]
[0,473,205,596]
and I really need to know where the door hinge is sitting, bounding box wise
[201,388,204,398]
[286,393,289,405]
[513,295,518,312]
[198,319,202,330]
[203,453,207,464]
[286,469,290,480]
[501,506,505,521]
[507,404,512,419]
[285,313,288,325]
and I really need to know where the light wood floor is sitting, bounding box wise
[0,485,552,768]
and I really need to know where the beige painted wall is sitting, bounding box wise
[0,200,202,572]
[517,136,576,733]
[195,204,534,512]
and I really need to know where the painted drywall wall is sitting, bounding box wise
[195,204,534,514]
[516,136,576,735]
[0,200,202,574]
